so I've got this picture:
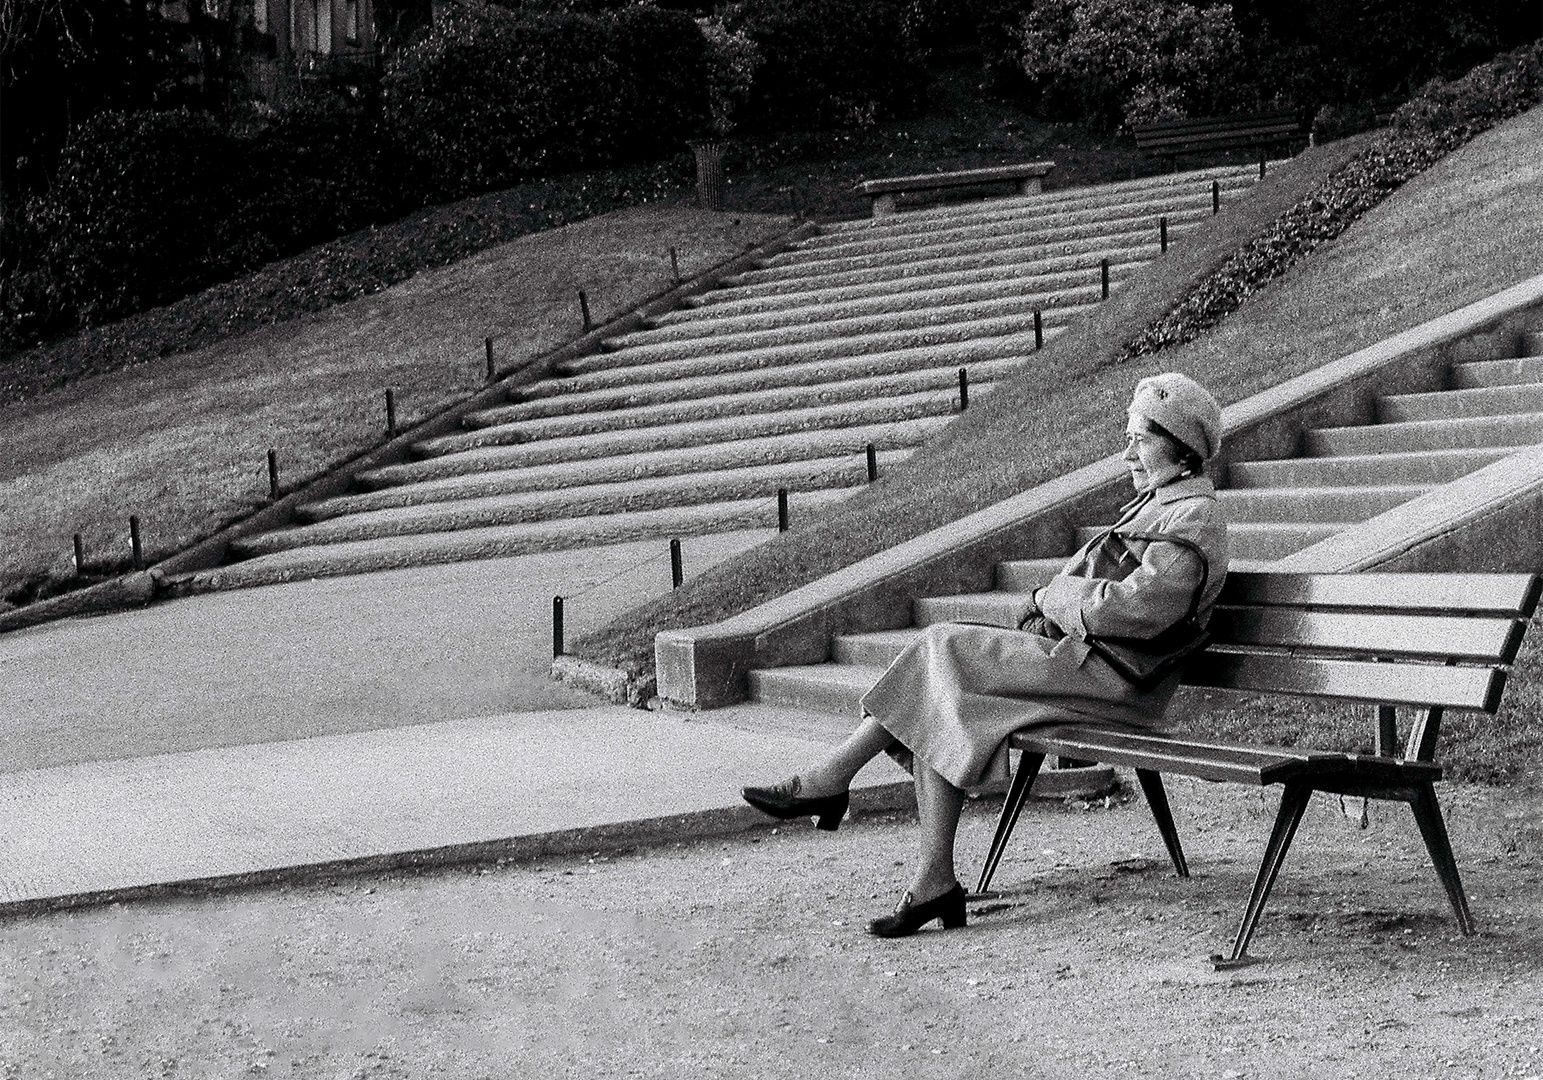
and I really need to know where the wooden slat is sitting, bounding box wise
[1207,608,1526,663]
[1185,651,1505,712]
[1219,571,1543,619]
[1135,125,1300,149]
[1130,110,1299,135]
[856,162,1054,196]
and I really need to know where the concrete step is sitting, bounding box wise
[461,363,1009,442]
[587,292,1101,367]
[739,225,1184,287]
[1450,355,1543,388]
[819,165,1261,239]
[556,310,1076,379]
[748,663,881,717]
[832,628,921,667]
[244,461,878,556]
[1216,484,1433,523]
[191,494,853,592]
[488,337,1037,423]
[516,331,1043,406]
[415,386,972,460]
[359,418,947,488]
[713,239,1178,299]
[995,557,1071,592]
[1303,412,1543,456]
[1225,447,1515,487]
[645,263,1137,334]
[769,206,1211,273]
[914,591,1037,628]
[1525,329,1543,356]
[1377,382,1543,422]
[303,449,913,522]
[1074,522,1346,561]
[792,187,1237,258]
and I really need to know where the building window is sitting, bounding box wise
[253,0,266,33]
[344,0,358,43]
[313,0,331,53]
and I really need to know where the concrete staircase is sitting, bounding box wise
[749,333,1543,717]
[177,165,1266,591]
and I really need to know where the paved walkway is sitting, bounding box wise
[0,701,912,915]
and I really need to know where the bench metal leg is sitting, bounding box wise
[1409,782,1476,935]
[1135,769,1188,878]
[1221,780,1312,966]
[975,752,1044,895]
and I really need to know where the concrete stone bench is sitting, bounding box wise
[852,162,1055,217]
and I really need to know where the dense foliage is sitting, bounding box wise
[1122,39,1543,359]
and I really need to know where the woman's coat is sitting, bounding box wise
[859,474,1229,790]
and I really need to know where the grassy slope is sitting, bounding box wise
[576,105,1543,782]
[0,208,790,605]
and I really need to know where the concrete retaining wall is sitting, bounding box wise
[655,273,1543,709]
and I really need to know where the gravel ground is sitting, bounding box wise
[4,777,1540,1079]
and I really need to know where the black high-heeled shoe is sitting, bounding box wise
[741,776,849,831]
[867,883,967,938]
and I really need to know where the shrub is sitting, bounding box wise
[381,2,711,200]
[1016,0,1247,130]
[721,0,928,131]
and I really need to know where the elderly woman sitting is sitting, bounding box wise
[743,372,1230,937]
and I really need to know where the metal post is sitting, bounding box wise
[1212,181,1220,214]
[958,368,969,410]
[385,388,397,438]
[669,246,682,285]
[866,443,878,482]
[1100,259,1110,300]
[268,448,279,499]
[669,538,683,589]
[777,488,789,532]
[579,290,593,333]
[552,596,564,657]
[1160,216,1168,253]
[485,337,496,383]
[73,533,85,575]
[1034,309,1044,350]
[129,515,143,570]
[1259,150,1267,179]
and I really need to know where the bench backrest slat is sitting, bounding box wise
[1218,571,1543,619]
[1207,608,1527,664]
[1186,651,1507,712]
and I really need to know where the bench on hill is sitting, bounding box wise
[974,570,1541,968]
[852,162,1055,217]
[1131,109,1304,171]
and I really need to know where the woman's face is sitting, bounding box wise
[1123,415,1185,492]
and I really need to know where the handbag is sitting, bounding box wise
[1081,530,1213,692]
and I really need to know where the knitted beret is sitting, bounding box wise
[1128,372,1222,461]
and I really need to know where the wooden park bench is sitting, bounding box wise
[1131,109,1304,172]
[853,162,1055,217]
[974,570,1541,967]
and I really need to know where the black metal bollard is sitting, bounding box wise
[1259,151,1267,179]
[485,337,496,383]
[1212,181,1220,214]
[268,448,279,499]
[777,488,790,532]
[866,443,878,482]
[669,247,682,285]
[958,367,969,410]
[1160,216,1168,253]
[129,515,143,571]
[1100,259,1110,300]
[670,538,683,589]
[385,388,397,438]
[73,533,85,575]
[552,596,564,657]
[1034,309,1044,350]
[579,290,593,333]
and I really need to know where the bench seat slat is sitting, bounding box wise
[1207,608,1525,663]
[855,162,1055,196]
[1185,651,1505,712]
[1218,571,1543,618]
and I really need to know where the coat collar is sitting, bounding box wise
[1153,474,1216,504]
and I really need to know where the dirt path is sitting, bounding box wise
[4,777,1540,1078]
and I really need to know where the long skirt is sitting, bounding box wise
[858,623,1177,790]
